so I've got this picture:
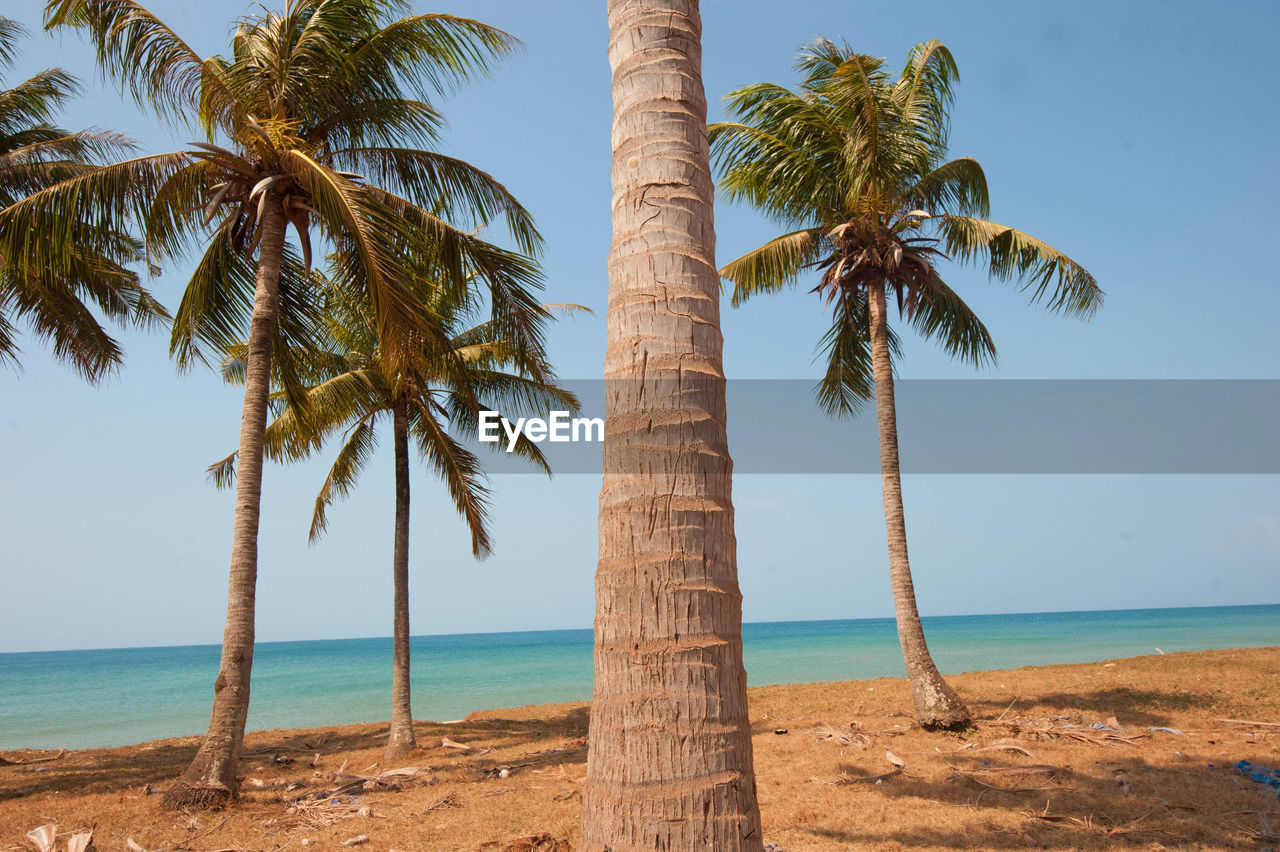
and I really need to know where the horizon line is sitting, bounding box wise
[3,601,1276,657]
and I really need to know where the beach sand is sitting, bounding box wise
[2,647,1277,851]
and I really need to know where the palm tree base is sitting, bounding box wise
[912,684,973,731]
[160,779,234,811]
[383,736,416,761]
[918,708,973,732]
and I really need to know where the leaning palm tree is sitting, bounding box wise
[583,1,763,849]
[43,0,542,808]
[710,39,1101,729]
[0,15,165,380]
[211,265,579,761]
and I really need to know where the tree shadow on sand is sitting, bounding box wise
[0,706,591,803]
[968,686,1219,728]
[799,747,1277,849]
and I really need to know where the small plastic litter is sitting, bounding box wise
[1148,727,1183,735]
[1089,722,1122,732]
[1235,760,1280,796]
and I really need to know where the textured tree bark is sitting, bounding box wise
[163,200,287,810]
[581,2,764,849]
[385,394,417,760]
[866,283,971,731]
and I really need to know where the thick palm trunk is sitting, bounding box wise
[163,201,288,810]
[385,395,416,760]
[581,2,763,849]
[866,283,970,730]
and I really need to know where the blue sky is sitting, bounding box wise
[1,0,1277,653]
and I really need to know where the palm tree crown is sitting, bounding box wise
[712,38,1102,410]
[41,0,543,374]
[212,269,580,552]
[0,15,165,380]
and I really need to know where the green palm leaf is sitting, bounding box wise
[308,415,380,544]
[936,214,1102,317]
[0,17,163,380]
[721,228,826,305]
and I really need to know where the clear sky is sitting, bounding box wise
[1,1,1277,653]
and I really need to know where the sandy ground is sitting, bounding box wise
[2,647,1279,851]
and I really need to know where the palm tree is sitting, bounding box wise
[0,15,165,380]
[43,0,543,808]
[210,267,579,761]
[582,1,763,849]
[711,39,1101,729]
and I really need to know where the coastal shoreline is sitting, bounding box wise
[6,603,1277,753]
[3,646,1278,850]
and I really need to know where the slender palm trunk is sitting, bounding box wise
[385,394,416,760]
[163,200,288,810]
[866,283,970,730]
[582,2,763,849]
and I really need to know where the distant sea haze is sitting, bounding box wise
[1,604,1276,751]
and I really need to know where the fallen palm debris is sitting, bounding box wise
[974,740,1036,757]
[420,790,462,814]
[980,716,1146,746]
[0,751,66,767]
[288,765,437,802]
[825,768,901,786]
[478,834,570,852]
[950,765,1065,793]
[812,724,870,748]
[1022,800,1165,838]
[441,737,490,755]
[1216,718,1280,728]
[25,824,59,852]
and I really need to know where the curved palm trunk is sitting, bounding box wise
[163,201,288,810]
[866,283,970,730]
[582,2,763,849]
[385,395,417,759]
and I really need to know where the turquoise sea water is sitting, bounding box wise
[1,604,1276,750]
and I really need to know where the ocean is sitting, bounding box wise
[1,604,1276,751]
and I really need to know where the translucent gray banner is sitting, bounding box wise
[472,380,1279,474]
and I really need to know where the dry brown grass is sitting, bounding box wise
[2,647,1278,851]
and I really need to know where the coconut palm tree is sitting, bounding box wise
[0,15,165,380]
[711,39,1101,729]
[210,264,580,761]
[582,1,763,849]
[43,0,543,808]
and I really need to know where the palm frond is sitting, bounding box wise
[168,217,256,370]
[720,228,825,306]
[343,13,518,100]
[904,275,996,367]
[407,397,492,557]
[0,151,190,274]
[813,292,900,416]
[309,414,380,544]
[284,149,432,367]
[935,215,1103,317]
[0,68,80,132]
[0,17,24,69]
[206,450,236,489]
[43,0,230,132]
[328,147,541,255]
[893,39,958,153]
[905,157,988,218]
